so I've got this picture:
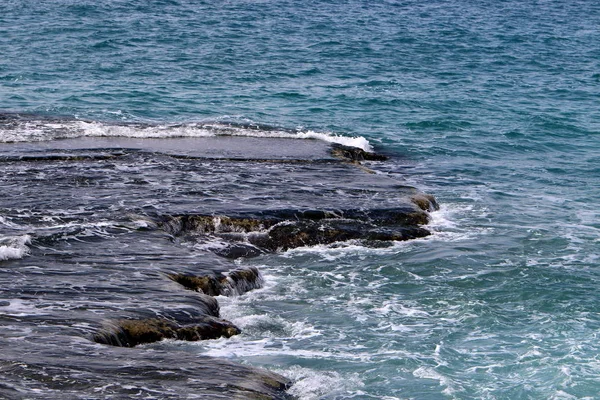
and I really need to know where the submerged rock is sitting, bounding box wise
[93,315,241,347]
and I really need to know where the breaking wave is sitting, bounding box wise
[0,114,373,152]
[0,235,31,261]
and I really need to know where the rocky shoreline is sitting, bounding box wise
[0,135,437,399]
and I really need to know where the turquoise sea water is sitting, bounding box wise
[2,1,600,398]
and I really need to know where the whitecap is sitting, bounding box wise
[0,299,44,317]
[0,235,31,261]
[412,366,456,394]
[275,365,363,400]
[373,301,431,318]
[1,118,373,151]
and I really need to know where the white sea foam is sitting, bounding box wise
[282,241,389,259]
[0,216,24,230]
[0,299,44,317]
[218,284,322,341]
[0,235,31,261]
[275,366,363,400]
[412,367,457,395]
[200,268,372,366]
[374,300,431,318]
[415,202,494,245]
[275,202,482,260]
[200,337,359,361]
[1,119,373,151]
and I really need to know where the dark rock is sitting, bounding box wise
[256,218,432,251]
[156,203,434,256]
[260,220,361,251]
[260,208,340,221]
[168,273,223,296]
[330,143,389,161]
[215,243,265,259]
[339,207,431,226]
[168,266,264,297]
[159,214,277,236]
[221,266,263,296]
[93,316,241,347]
[411,193,440,211]
[367,226,432,241]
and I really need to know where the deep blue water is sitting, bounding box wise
[2,1,600,398]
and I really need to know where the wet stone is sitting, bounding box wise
[168,266,264,296]
[330,143,389,161]
[168,273,223,296]
[93,316,241,347]
[156,205,435,255]
[411,193,440,212]
[215,243,265,259]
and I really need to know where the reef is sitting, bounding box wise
[0,133,439,399]
[92,140,439,353]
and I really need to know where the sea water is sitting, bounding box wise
[1,1,599,398]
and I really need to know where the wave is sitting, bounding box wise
[0,235,31,261]
[0,114,373,151]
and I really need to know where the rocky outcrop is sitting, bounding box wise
[257,219,430,251]
[3,129,442,399]
[411,193,440,212]
[168,266,264,296]
[93,316,240,347]
[94,267,264,347]
[156,204,435,257]
[159,215,275,236]
[330,143,389,161]
[89,142,440,392]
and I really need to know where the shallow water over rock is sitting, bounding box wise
[0,132,436,398]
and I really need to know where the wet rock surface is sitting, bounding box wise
[0,135,437,399]
[330,143,390,162]
[0,347,293,399]
[156,206,436,254]
[94,316,241,347]
[168,266,264,296]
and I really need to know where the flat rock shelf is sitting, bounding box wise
[0,135,437,399]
